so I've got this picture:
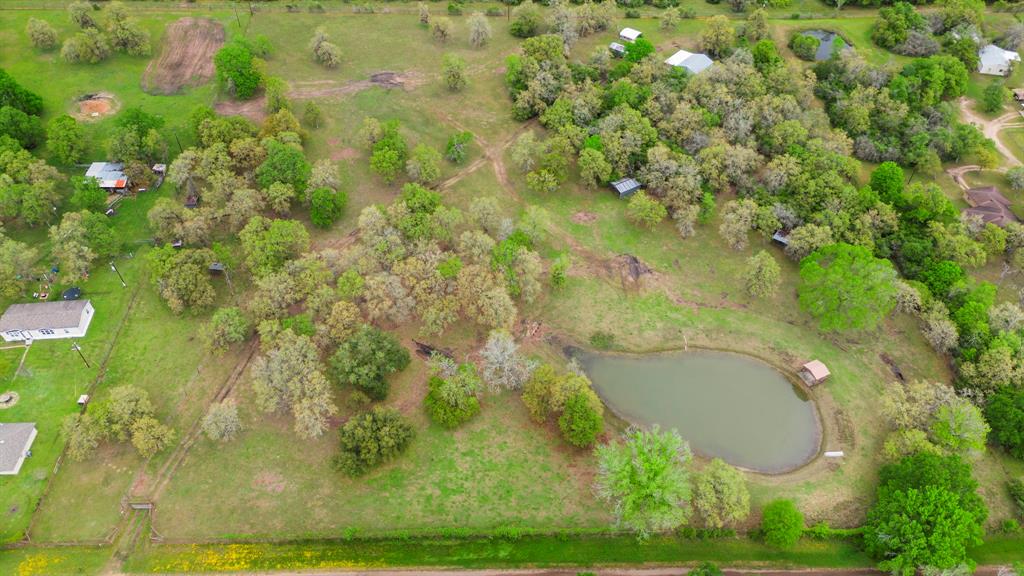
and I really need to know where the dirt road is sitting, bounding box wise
[959,97,1024,167]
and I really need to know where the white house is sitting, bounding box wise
[0,300,95,342]
[619,28,642,43]
[665,49,714,75]
[0,423,37,475]
[85,162,129,192]
[978,44,1020,76]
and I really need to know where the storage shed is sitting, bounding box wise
[609,42,626,57]
[610,177,641,199]
[619,28,642,42]
[799,360,830,386]
[664,49,714,75]
[85,162,129,192]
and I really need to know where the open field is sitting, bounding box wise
[0,1,1023,573]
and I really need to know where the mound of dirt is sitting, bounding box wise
[72,92,119,121]
[142,17,224,95]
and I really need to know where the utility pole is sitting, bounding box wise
[71,341,91,369]
[110,261,127,288]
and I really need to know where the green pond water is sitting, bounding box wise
[580,350,821,473]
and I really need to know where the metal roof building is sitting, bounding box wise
[978,44,1020,76]
[619,28,642,42]
[610,177,641,199]
[664,49,714,75]
[85,162,129,190]
[0,423,37,475]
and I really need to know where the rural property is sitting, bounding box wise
[1,0,1024,575]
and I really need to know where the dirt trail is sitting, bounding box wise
[959,97,1024,167]
[142,18,224,95]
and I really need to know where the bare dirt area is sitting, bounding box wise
[288,71,427,100]
[214,96,267,123]
[571,211,598,224]
[72,92,119,121]
[142,18,224,95]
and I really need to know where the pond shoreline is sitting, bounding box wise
[563,343,827,477]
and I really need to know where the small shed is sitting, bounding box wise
[619,28,642,42]
[609,42,626,58]
[208,262,226,273]
[62,287,82,301]
[1014,88,1024,102]
[771,230,791,246]
[799,360,830,386]
[610,177,641,199]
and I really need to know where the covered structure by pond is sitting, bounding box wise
[799,360,830,386]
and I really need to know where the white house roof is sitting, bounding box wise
[85,162,128,189]
[664,50,713,74]
[0,300,92,332]
[978,44,1021,74]
[0,423,37,475]
[619,28,642,41]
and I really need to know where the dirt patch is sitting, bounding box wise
[289,71,426,100]
[571,211,598,225]
[614,253,653,285]
[328,139,359,162]
[142,18,225,95]
[72,92,119,122]
[253,471,287,494]
[214,96,267,123]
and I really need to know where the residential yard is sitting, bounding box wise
[0,4,1022,573]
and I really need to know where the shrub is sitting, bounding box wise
[558,390,604,447]
[335,407,414,476]
[626,191,667,229]
[202,307,251,352]
[61,28,111,64]
[790,34,820,61]
[1009,477,1024,517]
[761,499,804,548]
[590,330,615,349]
[424,359,481,428]
[26,18,58,50]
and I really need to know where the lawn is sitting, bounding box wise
[0,2,1022,571]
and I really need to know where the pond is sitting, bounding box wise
[579,350,821,474]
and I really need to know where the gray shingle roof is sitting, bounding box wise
[0,423,36,474]
[0,300,91,332]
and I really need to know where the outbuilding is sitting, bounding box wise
[619,28,642,42]
[85,162,130,193]
[0,423,37,475]
[610,177,641,199]
[0,300,95,342]
[978,44,1020,76]
[664,49,714,75]
[799,360,830,386]
[609,42,626,58]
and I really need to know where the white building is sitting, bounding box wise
[619,28,642,43]
[0,423,37,475]
[85,162,129,192]
[0,300,95,342]
[665,49,714,75]
[978,44,1020,76]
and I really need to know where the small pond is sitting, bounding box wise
[579,350,821,473]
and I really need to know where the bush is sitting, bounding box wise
[61,28,111,64]
[335,407,414,476]
[510,2,544,38]
[214,40,263,100]
[590,330,615,349]
[624,8,641,18]
[761,499,804,548]
[558,390,604,447]
[424,360,481,428]
[203,307,251,352]
[984,387,1024,459]
[790,34,820,61]
[26,18,58,50]
[626,191,667,229]
[1009,477,1024,517]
